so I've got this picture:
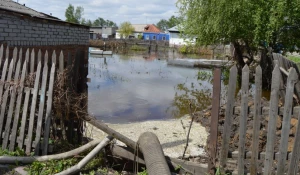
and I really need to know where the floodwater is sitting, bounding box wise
[87,50,225,124]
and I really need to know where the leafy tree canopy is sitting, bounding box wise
[156,15,179,31]
[119,22,135,38]
[176,0,300,53]
[65,4,84,24]
[93,17,117,27]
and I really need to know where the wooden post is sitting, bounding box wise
[208,68,221,174]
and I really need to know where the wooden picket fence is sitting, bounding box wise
[217,60,300,174]
[0,44,68,155]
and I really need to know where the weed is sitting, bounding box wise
[130,45,147,51]
[0,146,26,156]
[137,167,148,175]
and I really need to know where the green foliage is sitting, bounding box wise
[93,17,117,27]
[137,168,148,175]
[0,147,26,156]
[119,22,135,39]
[156,15,180,31]
[130,45,147,51]
[178,45,198,54]
[287,55,300,63]
[26,159,78,175]
[197,71,213,82]
[65,4,84,24]
[176,0,300,53]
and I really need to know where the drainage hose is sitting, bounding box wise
[138,132,171,175]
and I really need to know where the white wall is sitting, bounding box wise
[169,32,195,46]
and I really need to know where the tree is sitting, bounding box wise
[176,0,300,66]
[92,17,117,27]
[65,4,84,24]
[156,15,180,31]
[119,22,134,39]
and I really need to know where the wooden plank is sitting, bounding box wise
[6,59,14,85]
[264,64,281,175]
[220,65,237,172]
[276,68,298,175]
[59,50,64,71]
[12,47,17,68]
[208,68,221,173]
[288,111,300,174]
[30,49,35,73]
[38,49,41,64]
[238,65,249,175]
[0,59,9,99]
[44,50,48,65]
[26,62,42,154]
[9,60,27,151]
[0,44,3,63]
[25,48,29,64]
[34,61,48,155]
[2,59,21,150]
[52,50,56,64]
[5,45,9,59]
[18,48,22,65]
[17,87,30,149]
[42,62,56,155]
[250,65,262,175]
[0,89,9,142]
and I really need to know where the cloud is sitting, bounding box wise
[17,0,178,25]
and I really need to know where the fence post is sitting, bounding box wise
[208,68,221,174]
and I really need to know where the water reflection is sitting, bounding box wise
[88,51,217,124]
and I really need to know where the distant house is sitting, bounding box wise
[89,26,118,39]
[168,26,195,46]
[116,24,147,39]
[142,24,169,41]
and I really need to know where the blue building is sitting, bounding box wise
[143,32,169,41]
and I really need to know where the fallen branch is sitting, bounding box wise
[56,136,113,175]
[0,139,102,164]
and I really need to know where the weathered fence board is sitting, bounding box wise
[276,68,298,175]
[9,60,27,151]
[238,65,249,175]
[220,65,237,172]
[288,111,300,174]
[17,87,30,149]
[250,65,262,175]
[30,49,35,73]
[0,44,3,63]
[34,60,48,155]
[0,89,9,141]
[264,64,281,175]
[42,62,56,155]
[26,61,42,154]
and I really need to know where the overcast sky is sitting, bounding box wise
[17,0,178,25]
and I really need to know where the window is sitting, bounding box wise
[162,36,166,40]
[152,35,156,40]
[146,35,149,40]
[89,33,93,39]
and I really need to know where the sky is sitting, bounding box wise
[16,0,179,25]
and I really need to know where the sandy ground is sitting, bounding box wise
[84,115,208,158]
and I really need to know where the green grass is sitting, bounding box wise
[130,45,147,51]
[287,55,300,63]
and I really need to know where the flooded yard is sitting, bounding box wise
[87,50,224,123]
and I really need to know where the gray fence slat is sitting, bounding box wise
[42,62,56,155]
[250,65,262,175]
[6,59,14,84]
[0,59,9,99]
[12,47,17,68]
[44,50,48,65]
[25,48,29,65]
[18,48,22,64]
[220,65,237,172]
[17,87,30,149]
[277,68,298,175]
[2,59,21,150]
[238,65,249,175]
[26,62,42,154]
[34,61,48,155]
[0,44,3,63]
[59,51,64,71]
[264,65,281,175]
[0,89,9,140]
[52,50,56,64]
[38,49,41,64]
[30,49,35,73]
[288,111,300,174]
[9,61,27,151]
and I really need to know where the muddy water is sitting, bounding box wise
[87,51,225,123]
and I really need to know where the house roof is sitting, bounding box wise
[167,26,179,32]
[0,0,59,20]
[0,0,88,27]
[144,24,161,33]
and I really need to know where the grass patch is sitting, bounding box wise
[130,45,147,51]
[287,55,300,63]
